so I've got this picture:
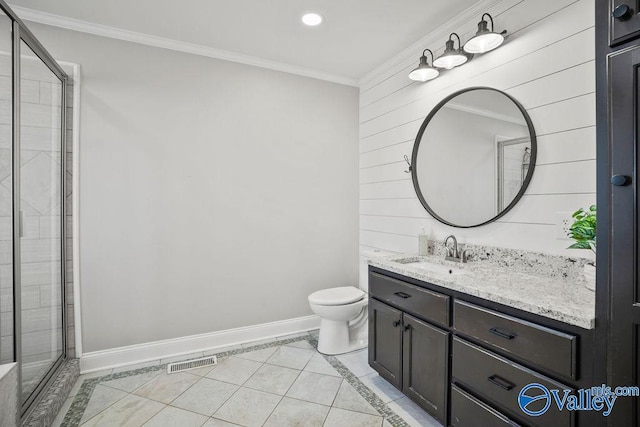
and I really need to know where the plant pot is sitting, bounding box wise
[584,264,596,292]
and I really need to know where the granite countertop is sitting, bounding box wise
[367,252,596,329]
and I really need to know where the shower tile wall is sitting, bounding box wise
[0,53,75,388]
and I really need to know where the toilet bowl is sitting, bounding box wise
[308,286,368,355]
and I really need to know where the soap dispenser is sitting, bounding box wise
[418,227,429,256]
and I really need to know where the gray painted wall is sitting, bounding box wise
[24,23,360,353]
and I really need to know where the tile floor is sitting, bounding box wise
[53,333,442,427]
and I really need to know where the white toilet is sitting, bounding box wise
[308,286,368,355]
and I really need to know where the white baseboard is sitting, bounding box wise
[80,315,320,373]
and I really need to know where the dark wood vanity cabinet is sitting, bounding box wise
[597,0,640,424]
[452,303,579,427]
[368,273,450,424]
[604,43,640,427]
[452,337,573,427]
[368,267,599,427]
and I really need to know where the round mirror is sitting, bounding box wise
[411,87,536,228]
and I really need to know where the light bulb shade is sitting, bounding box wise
[433,40,468,69]
[409,65,439,82]
[463,14,505,54]
[408,50,439,82]
[464,32,504,53]
[433,52,467,69]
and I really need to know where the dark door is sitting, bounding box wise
[607,43,640,425]
[368,298,403,388]
[610,0,640,45]
[402,313,449,424]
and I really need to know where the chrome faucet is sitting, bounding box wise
[444,236,472,263]
[444,235,460,262]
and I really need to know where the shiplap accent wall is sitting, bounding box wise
[359,0,595,284]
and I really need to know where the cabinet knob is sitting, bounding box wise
[611,174,632,186]
[613,4,633,20]
[392,320,401,327]
[403,324,412,331]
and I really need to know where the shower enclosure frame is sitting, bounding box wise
[495,136,531,214]
[0,0,70,417]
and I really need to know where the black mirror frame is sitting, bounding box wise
[410,86,537,228]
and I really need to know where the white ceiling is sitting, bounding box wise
[8,0,476,83]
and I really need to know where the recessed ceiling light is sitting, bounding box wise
[302,13,323,26]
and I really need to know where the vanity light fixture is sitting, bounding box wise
[463,13,506,54]
[408,49,440,82]
[302,12,323,26]
[433,33,469,69]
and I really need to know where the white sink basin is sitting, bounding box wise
[394,259,469,276]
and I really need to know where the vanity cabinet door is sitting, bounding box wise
[402,313,449,424]
[610,0,640,45]
[369,298,403,389]
[607,42,640,426]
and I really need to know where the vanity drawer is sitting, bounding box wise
[452,337,573,427]
[369,272,449,326]
[453,300,577,379]
[450,385,520,427]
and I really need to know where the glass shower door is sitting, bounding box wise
[18,39,65,404]
[0,8,12,367]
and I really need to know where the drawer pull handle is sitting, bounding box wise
[488,375,515,391]
[394,291,411,299]
[489,327,516,340]
[393,320,401,327]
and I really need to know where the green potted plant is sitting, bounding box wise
[567,205,596,291]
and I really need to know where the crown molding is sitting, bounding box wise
[8,5,359,87]
[358,0,501,88]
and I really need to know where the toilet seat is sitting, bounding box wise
[308,286,365,306]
